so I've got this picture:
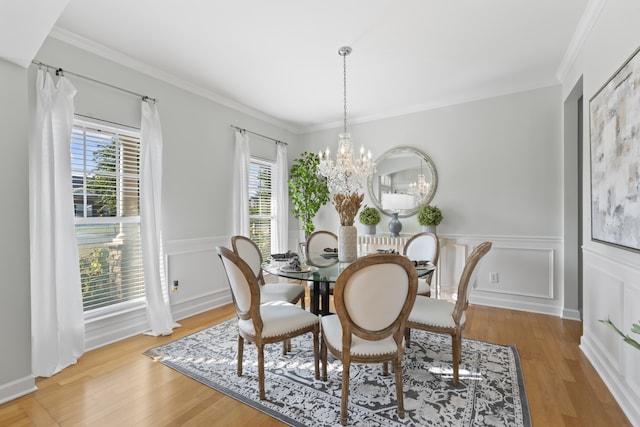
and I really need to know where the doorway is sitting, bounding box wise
[563,77,583,320]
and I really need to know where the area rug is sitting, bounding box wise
[144,319,531,427]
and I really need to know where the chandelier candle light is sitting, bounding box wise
[318,46,376,262]
[408,159,430,204]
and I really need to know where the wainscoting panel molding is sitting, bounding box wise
[165,236,233,319]
[474,246,554,299]
[440,234,563,316]
[580,247,640,426]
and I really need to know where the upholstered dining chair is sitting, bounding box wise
[231,235,306,310]
[306,230,338,257]
[305,230,339,296]
[405,241,492,386]
[320,253,418,426]
[403,231,440,297]
[216,246,320,400]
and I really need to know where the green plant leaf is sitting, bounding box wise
[600,318,640,351]
[417,204,443,226]
[358,205,381,225]
[287,152,330,236]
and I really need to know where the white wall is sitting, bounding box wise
[300,86,565,316]
[0,59,35,404]
[562,2,640,424]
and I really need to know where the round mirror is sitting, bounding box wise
[367,147,438,218]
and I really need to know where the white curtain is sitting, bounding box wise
[272,142,289,253]
[140,101,178,336]
[232,130,250,236]
[30,69,84,377]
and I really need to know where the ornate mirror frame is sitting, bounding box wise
[367,147,438,218]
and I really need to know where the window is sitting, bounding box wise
[71,120,145,314]
[248,158,274,260]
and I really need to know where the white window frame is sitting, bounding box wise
[248,157,276,259]
[71,118,145,320]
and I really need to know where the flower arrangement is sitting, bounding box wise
[333,192,364,226]
[417,204,443,227]
[358,205,381,225]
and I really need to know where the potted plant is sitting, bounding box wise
[358,205,380,235]
[287,152,330,238]
[417,204,443,233]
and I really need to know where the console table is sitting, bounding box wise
[358,233,413,254]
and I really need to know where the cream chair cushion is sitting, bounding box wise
[238,300,319,338]
[407,296,466,329]
[321,315,399,356]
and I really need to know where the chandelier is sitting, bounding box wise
[318,46,375,194]
[408,161,429,203]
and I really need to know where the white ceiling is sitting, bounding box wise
[2,0,595,133]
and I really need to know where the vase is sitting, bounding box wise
[421,225,437,234]
[364,224,376,235]
[388,213,402,237]
[338,225,357,262]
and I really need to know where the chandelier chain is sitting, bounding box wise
[343,50,347,135]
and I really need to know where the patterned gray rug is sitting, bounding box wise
[144,319,531,427]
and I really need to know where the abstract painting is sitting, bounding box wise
[590,46,640,252]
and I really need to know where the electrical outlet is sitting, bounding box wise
[172,280,179,293]
[489,272,499,283]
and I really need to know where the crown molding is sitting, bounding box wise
[48,26,301,134]
[302,80,560,134]
[556,0,607,82]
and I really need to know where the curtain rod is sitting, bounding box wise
[31,60,158,104]
[230,125,287,145]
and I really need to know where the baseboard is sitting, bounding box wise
[85,307,149,351]
[580,336,640,426]
[171,289,232,322]
[470,293,563,317]
[561,307,582,321]
[0,375,36,405]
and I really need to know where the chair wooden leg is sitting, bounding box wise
[452,332,461,386]
[258,345,266,400]
[404,327,411,348]
[313,325,320,380]
[282,338,292,355]
[394,357,405,419]
[341,362,350,426]
[321,337,328,381]
[382,361,389,376]
[237,336,244,376]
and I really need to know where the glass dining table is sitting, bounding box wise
[262,252,435,315]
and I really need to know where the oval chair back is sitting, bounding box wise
[336,255,417,342]
[452,241,492,325]
[217,246,260,322]
[403,232,439,296]
[231,235,265,285]
[306,230,338,255]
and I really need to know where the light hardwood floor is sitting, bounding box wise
[0,284,631,426]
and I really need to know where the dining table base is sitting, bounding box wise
[310,280,332,316]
